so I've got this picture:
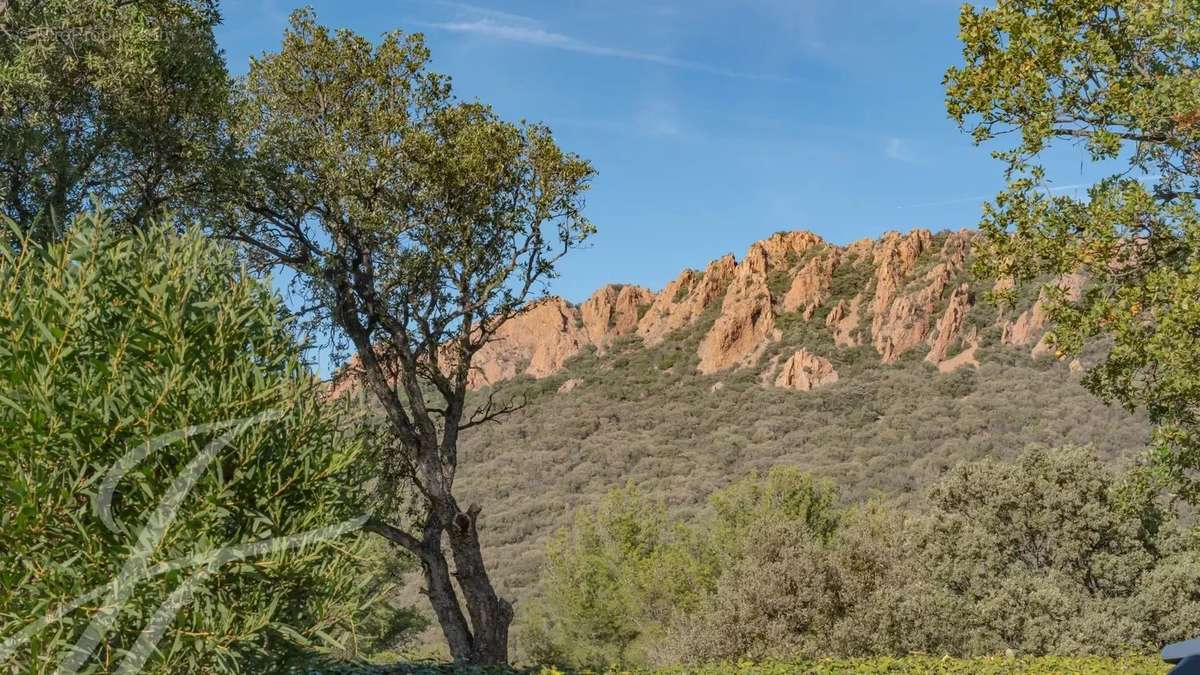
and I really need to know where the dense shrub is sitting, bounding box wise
[258,656,1168,674]
[0,215,419,673]
[522,486,714,668]
[531,448,1198,669]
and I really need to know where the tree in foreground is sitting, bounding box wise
[945,1,1200,497]
[0,0,230,238]
[0,214,414,673]
[218,10,594,664]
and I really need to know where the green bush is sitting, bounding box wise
[0,215,418,673]
[522,485,715,669]
[621,656,1167,674]
[531,449,1197,669]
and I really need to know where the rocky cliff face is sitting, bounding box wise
[336,228,1073,393]
[468,297,591,388]
[579,284,655,353]
[763,348,840,391]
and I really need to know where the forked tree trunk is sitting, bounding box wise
[417,532,476,659]
[383,505,513,665]
[338,310,514,663]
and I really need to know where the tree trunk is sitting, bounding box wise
[418,532,476,660]
[374,508,513,664]
[445,504,513,664]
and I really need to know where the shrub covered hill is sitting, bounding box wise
[340,228,1150,603]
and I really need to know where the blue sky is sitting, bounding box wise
[216,0,1105,304]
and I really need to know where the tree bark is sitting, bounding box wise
[419,533,476,660]
[445,503,514,664]
[334,281,514,663]
[368,507,512,664]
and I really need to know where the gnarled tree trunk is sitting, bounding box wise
[444,504,513,663]
[369,502,513,664]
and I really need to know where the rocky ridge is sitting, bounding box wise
[461,228,1068,390]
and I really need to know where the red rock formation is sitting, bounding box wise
[870,230,932,322]
[1003,273,1085,358]
[468,298,589,388]
[826,293,864,347]
[637,255,736,346]
[697,242,780,374]
[936,328,981,373]
[869,230,976,364]
[580,284,654,352]
[771,349,839,391]
[782,252,839,318]
[926,283,973,365]
[757,230,825,263]
[332,228,1085,392]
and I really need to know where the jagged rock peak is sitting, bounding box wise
[330,227,1082,393]
[637,254,736,346]
[468,297,589,388]
[581,284,654,352]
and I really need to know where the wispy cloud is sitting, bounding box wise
[420,8,797,83]
[431,0,540,27]
[885,137,917,163]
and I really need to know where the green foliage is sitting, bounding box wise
[524,486,715,669]
[524,469,839,669]
[222,8,594,350]
[0,214,418,673]
[908,447,1181,656]
[0,1,231,235]
[222,11,595,662]
[608,657,1167,674]
[708,466,840,549]
[827,253,874,302]
[531,449,1198,669]
[946,0,1200,499]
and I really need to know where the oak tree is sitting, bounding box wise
[946,0,1200,498]
[0,0,230,238]
[218,10,594,664]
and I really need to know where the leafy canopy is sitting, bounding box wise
[527,469,840,669]
[0,0,230,236]
[946,0,1200,497]
[533,450,1200,667]
[220,11,594,663]
[221,8,594,530]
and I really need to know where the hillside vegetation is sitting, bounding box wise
[450,231,1151,612]
[524,450,1200,669]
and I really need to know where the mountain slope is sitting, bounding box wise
[447,228,1150,601]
